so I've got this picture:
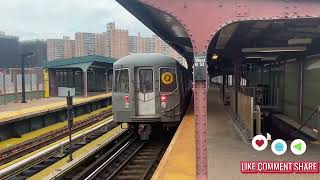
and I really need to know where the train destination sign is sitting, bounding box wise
[161,72,174,85]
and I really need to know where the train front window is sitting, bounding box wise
[114,69,129,93]
[160,68,177,93]
[139,69,153,93]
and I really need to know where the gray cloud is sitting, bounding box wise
[0,0,153,40]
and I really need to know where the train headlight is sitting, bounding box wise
[160,95,167,102]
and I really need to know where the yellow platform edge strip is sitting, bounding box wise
[152,107,195,180]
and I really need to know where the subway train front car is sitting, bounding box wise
[112,53,191,140]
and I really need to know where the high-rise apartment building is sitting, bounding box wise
[75,32,96,57]
[47,39,64,61]
[106,23,129,59]
[63,36,75,59]
[144,37,156,53]
[95,33,108,56]
[129,35,138,53]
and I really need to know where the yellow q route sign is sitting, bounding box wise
[161,72,174,85]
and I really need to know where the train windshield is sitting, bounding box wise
[114,69,129,93]
[160,68,177,93]
[139,69,153,93]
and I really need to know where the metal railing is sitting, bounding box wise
[292,105,320,142]
[239,86,279,108]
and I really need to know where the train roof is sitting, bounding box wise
[114,53,180,67]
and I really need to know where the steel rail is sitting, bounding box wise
[0,119,117,180]
[0,109,112,166]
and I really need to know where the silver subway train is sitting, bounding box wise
[112,53,192,139]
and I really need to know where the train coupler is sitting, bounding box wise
[138,124,152,140]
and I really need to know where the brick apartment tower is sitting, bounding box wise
[75,32,96,57]
[106,22,129,59]
[95,33,108,56]
[63,36,75,59]
[47,39,64,61]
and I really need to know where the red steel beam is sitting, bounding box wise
[141,0,320,53]
[137,1,320,180]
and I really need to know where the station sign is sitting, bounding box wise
[194,55,207,81]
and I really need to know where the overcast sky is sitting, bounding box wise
[0,0,154,40]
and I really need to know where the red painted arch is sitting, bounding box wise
[140,0,320,54]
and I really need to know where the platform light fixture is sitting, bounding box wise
[246,56,263,59]
[211,54,219,61]
[288,38,312,45]
[242,46,307,53]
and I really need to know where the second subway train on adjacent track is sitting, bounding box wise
[112,53,192,139]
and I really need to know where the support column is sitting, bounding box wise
[83,70,88,98]
[193,54,208,180]
[49,70,57,97]
[298,55,305,122]
[260,65,264,84]
[105,70,109,92]
[29,68,33,99]
[234,65,240,113]
[222,73,226,102]
[72,70,76,88]
[268,66,272,105]
[2,69,6,104]
[36,69,39,91]
[13,69,18,102]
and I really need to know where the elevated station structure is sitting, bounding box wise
[117,0,320,179]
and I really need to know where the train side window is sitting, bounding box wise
[139,69,153,93]
[114,70,120,92]
[119,69,129,93]
[160,68,177,93]
[114,69,129,93]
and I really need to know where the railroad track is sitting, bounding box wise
[0,119,118,180]
[0,109,112,166]
[70,135,167,180]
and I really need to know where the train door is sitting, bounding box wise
[135,68,155,115]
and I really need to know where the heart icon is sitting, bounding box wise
[256,140,264,147]
[252,135,268,151]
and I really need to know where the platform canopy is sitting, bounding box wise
[45,55,116,71]
[117,0,320,75]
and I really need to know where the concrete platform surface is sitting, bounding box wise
[152,106,195,180]
[0,93,111,124]
[207,87,320,180]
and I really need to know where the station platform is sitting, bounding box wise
[0,106,112,151]
[152,104,195,180]
[0,93,111,125]
[153,87,320,180]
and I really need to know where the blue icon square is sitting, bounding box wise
[275,143,284,151]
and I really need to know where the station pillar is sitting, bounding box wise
[193,54,208,180]
[49,70,57,97]
[83,70,88,98]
